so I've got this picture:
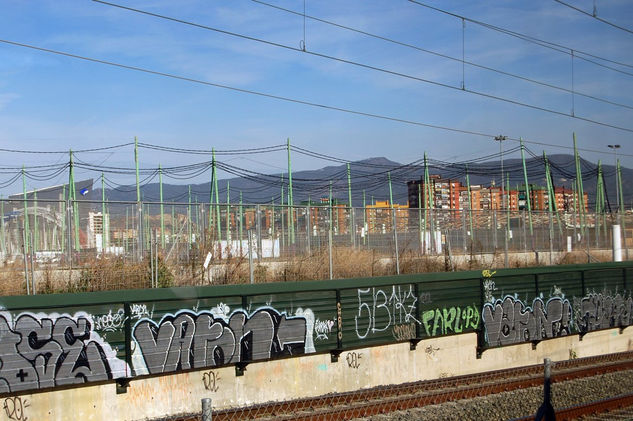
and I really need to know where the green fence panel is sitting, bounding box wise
[130,296,242,375]
[246,290,338,354]
[417,278,480,339]
[339,282,419,349]
[1,261,633,395]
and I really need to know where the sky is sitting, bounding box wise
[1,0,633,196]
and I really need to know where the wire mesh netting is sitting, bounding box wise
[1,198,631,295]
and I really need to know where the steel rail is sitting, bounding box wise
[169,350,633,421]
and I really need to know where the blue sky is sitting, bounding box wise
[1,0,632,195]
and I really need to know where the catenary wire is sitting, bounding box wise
[90,1,633,133]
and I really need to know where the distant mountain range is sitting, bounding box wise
[93,154,631,210]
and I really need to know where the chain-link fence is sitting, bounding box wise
[1,198,631,295]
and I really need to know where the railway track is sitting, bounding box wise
[172,351,633,421]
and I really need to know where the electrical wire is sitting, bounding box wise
[408,0,633,74]
[90,0,633,133]
[251,0,633,112]
[553,0,633,36]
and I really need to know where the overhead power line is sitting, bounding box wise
[553,0,633,36]
[408,0,633,74]
[0,38,515,139]
[251,0,633,111]
[91,0,633,133]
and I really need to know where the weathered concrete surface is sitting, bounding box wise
[4,326,633,421]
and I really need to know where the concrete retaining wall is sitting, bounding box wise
[5,327,632,421]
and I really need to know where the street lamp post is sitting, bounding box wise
[608,144,621,212]
[495,135,507,210]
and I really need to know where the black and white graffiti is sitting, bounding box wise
[575,292,633,333]
[0,311,129,393]
[354,285,419,339]
[483,296,572,346]
[132,307,314,375]
[314,319,335,341]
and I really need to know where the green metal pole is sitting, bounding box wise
[212,149,221,242]
[226,181,231,241]
[573,133,586,237]
[543,152,556,240]
[418,182,423,253]
[101,173,106,252]
[270,195,275,252]
[188,185,192,248]
[33,190,38,253]
[22,167,29,253]
[125,207,128,254]
[520,138,533,235]
[134,138,142,258]
[0,195,5,255]
[61,185,66,254]
[171,205,175,249]
[347,162,353,242]
[595,161,603,247]
[506,172,510,236]
[329,180,333,233]
[287,138,295,244]
[617,159,629,259]
[159,165,165,249]
[69,151,80,251]
[466,167,473,239]
[618,159,625,214]
[363,189,367,245]
[239,191,244,244]
[281,175,285,252]
[134,137,140,202]
[388,171,394,206]
[423,153,430,250]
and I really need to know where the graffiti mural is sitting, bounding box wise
[132,307,314,375]
[421,305,480,337]
[354,285,419,339]
[483,296,572,346]
[575,292,633,333]
[0,311,129,393]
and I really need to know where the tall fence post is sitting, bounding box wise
[535,358,555,420]
[392,208,400,275]
[306,206,311,255]
[201,398,212,421]
[328,223,333,280]
[22,228,30,295]
[256,204,262,263]
[248,229,254,284]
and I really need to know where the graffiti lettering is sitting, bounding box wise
[314,319,335,341]
[575,292,633,333]
[202,370,220,392]
[94,309,126,332]
[421,305,479,337]
[354,285,419,339]
[346,352,362,369]
[130,304,152,320]
[0,312,128,394]
[133,308,312,375]
[483,296,572,346]
[392,323,416,341]
[3,397,29,421]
